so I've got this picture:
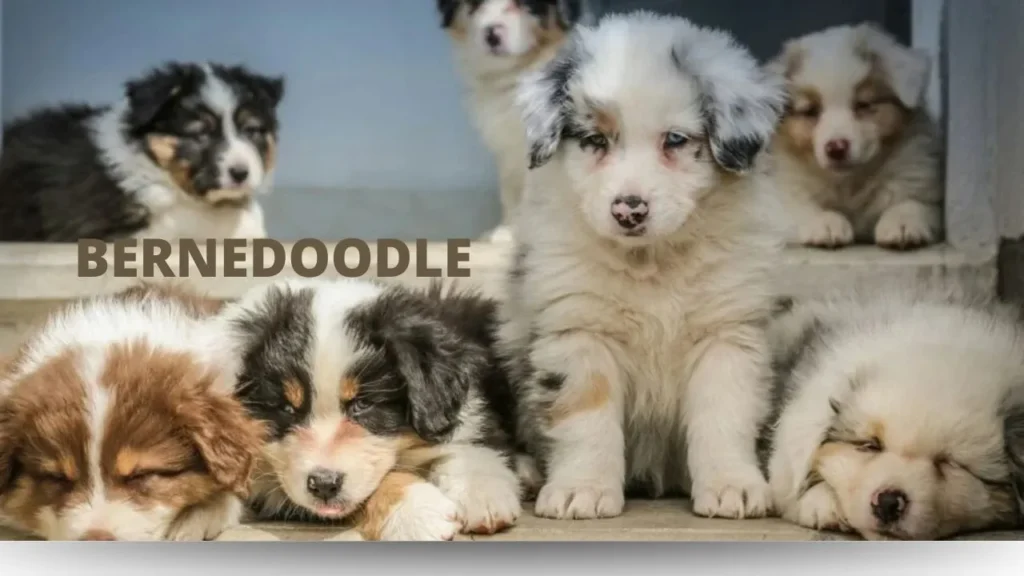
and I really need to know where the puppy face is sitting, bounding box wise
[811,353,1022,540]
[0,293,261,541]
[438,0,578,63]
[772,23,929,173]
[518,13,784,245]
[225,280,483,521]
[124,62,285,207]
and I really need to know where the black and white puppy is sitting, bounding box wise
[501,12,786,520]
[764,287,1024,540]
[0,62,284,241]
[214,279,523,540]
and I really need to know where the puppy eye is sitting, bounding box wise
[124,469,186,485]
[242,123,266,138]
[183,120,211,137]
[662,132,689,150]
[856,437,883,453]
[580,133,609,151]
[348,399,372,416]
[281,403,297,416]
[793,105,821,119]
[38,471,74,488]
[854,101,877,114]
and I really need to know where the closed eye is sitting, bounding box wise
[123,468,189,484]
[854,437,883,453]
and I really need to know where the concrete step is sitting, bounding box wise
[2,500,1021,541]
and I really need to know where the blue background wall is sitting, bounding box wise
[1,0,499,240]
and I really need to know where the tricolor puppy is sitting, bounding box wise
[764,288,1024,539]
[502,12,786,520]
[216,279,522,541]
[0,61,284,241]
[769,23,942,250]
[437,0,581,242]
[0,285,263,540]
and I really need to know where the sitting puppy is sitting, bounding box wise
[769,23,942,250]
[502,12,786,520]
[215,279,522,540]
[764,288,1024,539]
[0,284,264,540]
[0,61,284,241]
[437,0,581,243]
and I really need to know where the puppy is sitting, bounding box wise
[215,279,522,540]
[0,284,263,540]
[0,62,284,241]
[769,23,942,250]
[438,0,581,242]
[764,287,1024,539]
[502,12,787,520]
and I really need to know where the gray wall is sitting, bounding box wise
[2,0,499,241]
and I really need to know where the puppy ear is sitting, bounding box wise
[254,76,286,109]
[1003,400,1024,520]
[124,62,201,133]
[383,315,486,443]
[518,36,583,169]
[855,22,931,109]
[673,26,787,173]
[0,404,18,494]
[553,0,582,30]
[176,384,265,499]
[766,39,805,81]
[437,0,459,28]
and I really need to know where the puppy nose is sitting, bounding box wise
[80,529,116,541]
[306,468,343,500]
[871,489,909,524]
[611,195,649,230]
[825,139,850,162]
[228,165,250,184]
[484,25,503,48]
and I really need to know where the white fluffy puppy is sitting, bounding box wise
[764,288,1024,539]
[769,23,942,250]
[500,12,786,520]
[438,0,581,242]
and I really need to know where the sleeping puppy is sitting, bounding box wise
[437,0,582,243]
[0,284,263,540]
[764,287,1024,539]
[768,23,942,250]
[502,12,786,520]
[215,279,522,540]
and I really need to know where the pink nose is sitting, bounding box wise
[825,139,850,162]
[80,529,117,541]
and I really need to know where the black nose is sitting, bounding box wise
[872,489,908,524]
[485,26,502,48]
[611,195,649,230]
[228,165,249,184]
[306,468,342,501]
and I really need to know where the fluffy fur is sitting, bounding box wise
[763,286,1024,539]
[215,278,523,540]
[0,284,263,541]
[500,12,786,521]
[0,62,284,241]
[438,0,581,242]
[768,23,942,250]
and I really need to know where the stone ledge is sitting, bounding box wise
[2,500,1021,541]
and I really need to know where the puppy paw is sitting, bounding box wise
[798,211,854,249]
[874,206,937,250]
[789,483,850,532]
[435,471,521,534]
[691,473,771,519]
[484,225,515,244]
[534,482,624,519]
[166,494,243,541]
[379,482,460,541]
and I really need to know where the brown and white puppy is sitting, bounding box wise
[215,279,522,541]
[0,284,264,541]
[764,287,1024,540]
[769,23,942,250]
[438,0,581,243]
